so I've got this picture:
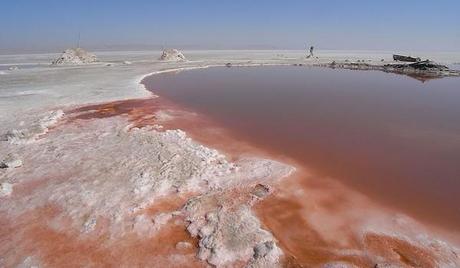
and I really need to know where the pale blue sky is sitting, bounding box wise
[0,0,459,53]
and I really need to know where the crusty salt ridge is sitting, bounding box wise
[52,47,97,65]
[184,191,286,267]
[159,48,187,61]
[0,113,291,226]
[0,105,293,266]
[1,50,460,266]
[2,110,64,144]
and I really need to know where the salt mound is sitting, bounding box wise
[159,48,186,61]
[52,48,97,65]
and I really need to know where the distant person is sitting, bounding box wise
[306,45,314,58]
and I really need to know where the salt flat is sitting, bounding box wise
[1,50,460,267]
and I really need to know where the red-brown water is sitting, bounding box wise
[142,66,460,230]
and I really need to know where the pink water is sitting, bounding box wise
[143,66,460,230]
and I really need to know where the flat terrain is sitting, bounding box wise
[1,50,460,267]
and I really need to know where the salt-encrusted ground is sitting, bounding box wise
[1,50,460,267]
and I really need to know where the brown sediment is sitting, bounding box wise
[3,188,201,267]
[256,195,335,265]
[364,233,436,267]
[1,203,202,268]
[253,174,373,267]
[253,172,439,267]
[66,97,167,129]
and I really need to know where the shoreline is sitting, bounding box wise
[62,90,460,266]
[138,67,460,265]
[1,50,460,267]
[138,65,460,266]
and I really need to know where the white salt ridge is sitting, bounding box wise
[248,241,284,268]
[185,196,285,268]
[0,115,293,245]
[0,111,293,267]
[3,110,63,144]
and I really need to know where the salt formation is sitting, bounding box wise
[2,110,63,144]
[0,114,293,244]
[159,48,186,61]
[184,189,285,267]
[52,48,97,65]
[0,108,292,266]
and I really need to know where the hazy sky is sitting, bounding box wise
[1,0,459,53]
